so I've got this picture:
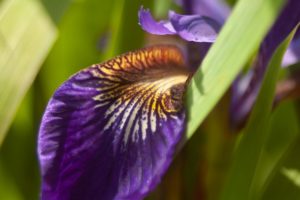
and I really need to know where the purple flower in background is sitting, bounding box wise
[181,0,300,126]
[185,0,300,128]
[178,0,230,22]
[139,1,229,70]
[140,0,300,128]
[139,7,221,43]
[38,46,189,199]
[230,0,300,128]
[282,33,300,67]
[138,5,222,70]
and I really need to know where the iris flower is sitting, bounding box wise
[38,46,189,199]
[139,0,300,128]
[38,1,300,200]
[229,0,300,127]
[138,8,221,43]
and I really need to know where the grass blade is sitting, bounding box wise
[186,0,284,138]
[220,25,298,200]
[0,0,57,145]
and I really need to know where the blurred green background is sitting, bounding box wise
[0,0,300,199]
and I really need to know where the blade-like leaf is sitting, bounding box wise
[260,101,299,197]
[262,135,300,200]
[103,0,153,59]
[186,0,284,138]
[220,25,298,200]
[251,101,299,197]
[0,0,57,145]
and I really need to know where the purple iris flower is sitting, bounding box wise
[138,6,222,70]
[38,1,300,200]
[230,0,300,127]
[138,8,221,43]
[183,0,300,127]
[178,0,230,22]
[139,0,300,128]
[38,46,189,199]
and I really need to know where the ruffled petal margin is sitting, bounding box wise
[138,7,220,43]
[38,45,189,200]
[138,8,176,35]
[169,11,220,42]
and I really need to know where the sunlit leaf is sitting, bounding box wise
[0,0,57,145]
[282,167,300,188]
[186,0,284,137]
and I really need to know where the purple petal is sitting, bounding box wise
[230,0,300,128]
[38,45,189,200]
[181,0,230,23]
[176,0,226,69]
[169,11,221,43]
[185,42,212,71]
[282,35,300,67]
[138,7,175,35]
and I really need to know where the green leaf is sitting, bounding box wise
[281,167,300,189]
[0,89,40,200]
[154,0,172,17]
[253,101,299,196]
[0,0,57,145]
[101,0,125,59]
[220,25,298,200]
[262,135,300,200]
[103,0,153,59]
[185,0,284,138]
[39,0,114,99]
[0,160,23,200]
[41,0,72,24]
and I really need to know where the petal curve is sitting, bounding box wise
[38,45,189,200]
[138,8,176,35]
[182,0,230,23]
[169,11,220,42]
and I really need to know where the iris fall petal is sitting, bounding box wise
[38,45,189,200]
